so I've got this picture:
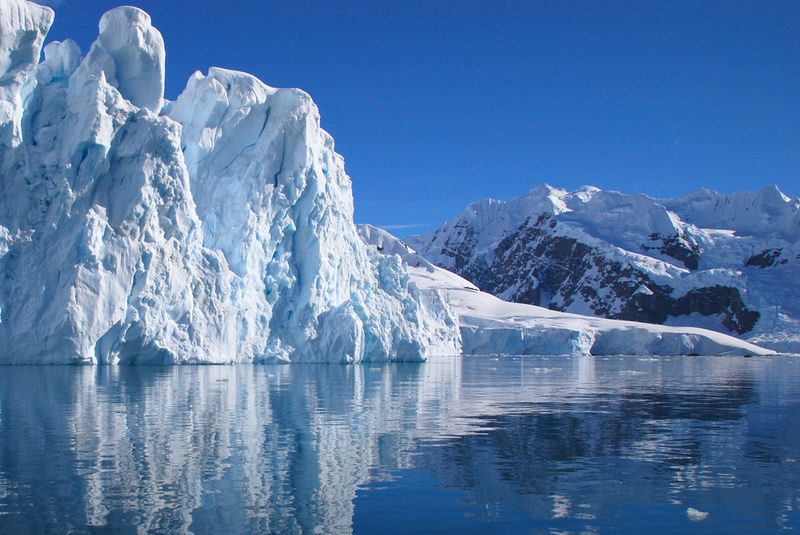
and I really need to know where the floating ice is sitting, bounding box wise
[687,507,709,521]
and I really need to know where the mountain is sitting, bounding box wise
[0,2,461,363]
[407,184,800,352]
[0,2,778,363]
[359,225,772,356]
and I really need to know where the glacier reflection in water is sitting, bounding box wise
[0,355,799,533]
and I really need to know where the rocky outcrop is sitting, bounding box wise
[409,185,799,350]
[642,232,700,270]
[360,224,773,357]
[745,248,786,268]
[483,215,759,335]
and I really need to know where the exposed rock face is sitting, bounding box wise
[360,224,773,357]
[642,232,700,270]
[409,185,800,351]
[483,214,759,335]
[745,248,786,268]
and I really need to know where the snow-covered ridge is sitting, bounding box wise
[0,1,461,363]
[408,184,800,352]
[0,1,779,362]
[664,185,800,239]
[359,225,773,356]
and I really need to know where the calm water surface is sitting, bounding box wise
[1,355,799,534]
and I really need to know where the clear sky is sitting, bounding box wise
[39,0,799,235]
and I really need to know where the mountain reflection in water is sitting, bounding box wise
[0,356,799,534]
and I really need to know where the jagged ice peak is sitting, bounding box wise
[0,1,461,363]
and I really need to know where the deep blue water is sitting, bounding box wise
[0,355,799,534]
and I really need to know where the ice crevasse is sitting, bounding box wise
[0,1,462,363]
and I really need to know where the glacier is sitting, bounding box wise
[408,184,800,352]
[359,225,773,357]
[0,1,774,363]
[0,1,460,363]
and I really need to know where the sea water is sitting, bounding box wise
[0,355,798,533]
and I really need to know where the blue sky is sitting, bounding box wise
[40,0,799,235]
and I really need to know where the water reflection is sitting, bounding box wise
[0,356,798,533]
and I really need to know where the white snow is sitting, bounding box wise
[0,4,460,363]
[0,3,782,363]
[665,185,800,239]
[360,225,773,357]
[409,183,800,352]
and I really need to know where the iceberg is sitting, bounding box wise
[0,1,460,363]
[686,508,709,522]
[0,2,774,363]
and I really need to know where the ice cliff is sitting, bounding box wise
[0,1,461,363]
[0,1,775,363]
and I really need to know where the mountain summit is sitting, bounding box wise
[0,2,776,362]
[408,184,800,352]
